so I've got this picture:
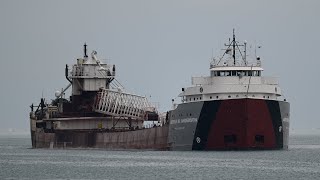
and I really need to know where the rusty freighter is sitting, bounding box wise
[30,30,290,150]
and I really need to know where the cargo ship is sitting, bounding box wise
[30,44,169,150]
[30,30,290,150]
[167,30,290,150]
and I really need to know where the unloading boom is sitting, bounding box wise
[94,88,153,120]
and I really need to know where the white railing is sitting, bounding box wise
[94,88,152,120]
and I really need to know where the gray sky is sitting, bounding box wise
[0,0,319,134]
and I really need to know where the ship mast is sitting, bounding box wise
[233,28,236,65]
[217,29,246,66]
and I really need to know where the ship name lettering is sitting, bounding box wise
[171,118,198,124]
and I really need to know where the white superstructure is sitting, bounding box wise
[69,48,116,95]
[179,30,286,104]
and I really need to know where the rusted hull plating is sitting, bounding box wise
[31,126,169,150]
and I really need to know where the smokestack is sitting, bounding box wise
[112,65,116,76]
[84,43,88,58]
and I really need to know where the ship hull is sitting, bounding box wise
[30,99,289,151]
[30,123,169,150]
[168,99,290,150]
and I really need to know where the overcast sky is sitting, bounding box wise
[0,0,319,134]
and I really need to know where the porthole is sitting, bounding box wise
[210,96,212,99]
[216,96,219,99]
[228,95,231,98]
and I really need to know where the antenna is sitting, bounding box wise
[232,29,236,65]
[244,40,247,66]
[254,41,256,57]
[211,48,215,64]
[254,42,262,58]
[84,43,88,58]
[217,29,245,66]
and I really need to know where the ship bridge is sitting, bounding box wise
[209,66,263,77]
[177,29,286,104]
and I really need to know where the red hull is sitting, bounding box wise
[206,99,276,150]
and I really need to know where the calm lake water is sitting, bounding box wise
[1,135,320,179]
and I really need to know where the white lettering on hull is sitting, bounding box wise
[174,127,185,130]
[170,118,198,124]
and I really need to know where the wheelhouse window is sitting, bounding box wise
[252,71,257,76]
[212,70,261,77]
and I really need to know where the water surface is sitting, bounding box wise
[1,135,320,179]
